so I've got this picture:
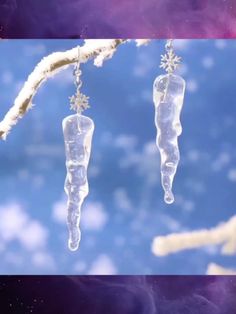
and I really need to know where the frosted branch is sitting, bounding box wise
[206,263,236,275]
[0,39,150,140]
[152,215,236,256]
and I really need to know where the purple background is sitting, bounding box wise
[0,0,236,38]
[0,275,236,313]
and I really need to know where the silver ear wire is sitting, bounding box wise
[73,46,82,90]
[165,39,173,51]
[69,46,90,113]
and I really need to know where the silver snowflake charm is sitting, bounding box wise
[69,91,90,112]
[160,49,181,74]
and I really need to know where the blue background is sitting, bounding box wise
[0,39,235,274]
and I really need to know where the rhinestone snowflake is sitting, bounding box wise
[69,91,90,112]
[160,49,181,74]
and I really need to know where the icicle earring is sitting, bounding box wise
[62,46,94,251]
[153,39,186,204]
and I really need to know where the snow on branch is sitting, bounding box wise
[206,263,236,275]
[0,39,150,140]
[152,215,236,256]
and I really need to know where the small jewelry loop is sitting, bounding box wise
[165,39,173,52]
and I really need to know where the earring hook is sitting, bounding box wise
[69,45,90,113]
[165,39,173,52]
[73,46,82,90]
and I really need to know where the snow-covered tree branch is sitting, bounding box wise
[0,39,150,140]
[152,215,236,256]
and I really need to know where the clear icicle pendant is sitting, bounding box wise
[62,113,94,251]
[153,73,185,204]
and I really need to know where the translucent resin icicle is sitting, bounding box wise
[62,114,94,251]
[153,74,185,204]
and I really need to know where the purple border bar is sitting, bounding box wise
[1,0,236,38]
[0,275,236,313]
